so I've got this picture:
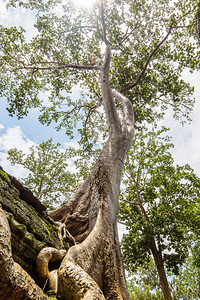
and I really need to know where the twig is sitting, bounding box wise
[120,23,139,44]
[156,97,176,107]
[119,198,139,206]
[118,220,127,226]
[42,277,48,291]
[3,46,102,72]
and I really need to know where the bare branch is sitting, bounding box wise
[119,198,139,206]
[83,105,99,149]
[3,46,102,72]
[100,3,107,44]
[120,23,140,44]
[156,97,176,107]
[118,220,127,226]
[101,45,121,134]
[13,63,101,72]
[112,89,134,134]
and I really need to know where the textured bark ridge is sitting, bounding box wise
[0,45,134,299]
[49,135,133,299]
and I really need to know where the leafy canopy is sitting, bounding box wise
[128,258,164,300]
[128,255,200,300]
[7,139,78,209]
[0,0,200,152]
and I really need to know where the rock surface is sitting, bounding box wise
[0,166,63,282]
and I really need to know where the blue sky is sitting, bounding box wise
[0,97,70,144]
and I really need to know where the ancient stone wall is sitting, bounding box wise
[0,166,63,282]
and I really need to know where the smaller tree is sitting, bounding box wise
[128,258,164,300]
[119,125,200,300]
[7,138,78,209]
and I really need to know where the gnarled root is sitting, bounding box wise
[58,258,105,300]
[49,269,59,295]
[56,221,76,247]
[36,247,66,294]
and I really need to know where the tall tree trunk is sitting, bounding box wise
[49,45,134,299]
[151,239,172,300]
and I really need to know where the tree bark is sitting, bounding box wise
[133,184,172,300]
[49,45,134,299]
[150,239,173,300]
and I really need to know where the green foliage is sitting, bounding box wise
[170,257,200,299]
[129,286,164,300]
[0,169,11,182]
[128,255,200,300]
[0,0,200,152]
[7,139,79,209]
[119,125,200,274]
[128,259,164,300]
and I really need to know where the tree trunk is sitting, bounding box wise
[0,45,134,299]
[135,190,172,300]
[151,240,172,300]
[50,134,132,299]
[49,45,134,299]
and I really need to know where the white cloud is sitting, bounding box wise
[170,113,200,175]
[0,126,37,178]
[0,124,4,131]
[64,140,80,150]
[118,223,127,241]
[0,126,36,152]
[0,151,29,178]
[163,70,200,176]
[0,0,37,40]
[0,125,77,178]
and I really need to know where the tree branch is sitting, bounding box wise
[100,3,107,44]
[83,105,99,149]
[101,45,121,134]
[119,198,139,206]
[112,89,134,134]
[120,22,175,93]
[14,63,101,72]
[120,23,139,44]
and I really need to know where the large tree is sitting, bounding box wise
[0,0,200,299]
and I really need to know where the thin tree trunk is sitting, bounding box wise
[133,183,172,300]
[151,240,172,300]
